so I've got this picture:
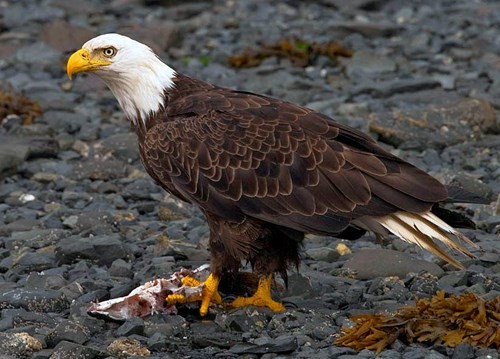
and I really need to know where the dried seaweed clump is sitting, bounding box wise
[0,89,43,125]
[228,37,353,68]
[336,291,499,354]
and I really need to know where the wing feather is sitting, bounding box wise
[142,82,451,236]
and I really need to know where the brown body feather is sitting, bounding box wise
[136,74,474,279]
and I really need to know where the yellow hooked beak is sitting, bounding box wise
[66,48,112,79]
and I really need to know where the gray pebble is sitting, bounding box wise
[344,249,444,280]
[0,288,69,312]
[46,320,91,347]
[50,341,102,359]
[451,343,475,359]
[116,317,145,337]
[305,247,340,263]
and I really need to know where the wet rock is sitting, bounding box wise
[14,42,61,71]
[343,249,444,280]
[215,309,268,333]
[109,258,134,278]
[433,74,456,90]
[229,336,297,355]
[116,317,145,337]
[54,236,97,264]
[31,348,54,359]
[11,251,55,273]
[63,211,116,233]
[0,218,41,236]
[441,171,495,202]
[71,160,128,181]
[284,272,315,298]
[437,271,468,290]
[329,21,401,38]
[474,348,500,359]
[305,247,341,263]
[344,51,397,77]
[369,98,498,150]
[69,302,106,335]
[25,272,67,290]
[50,341,102,359]
[355,78,441,98]
[451,343,475,359]
[98,132,140,163]
[119,21,180,55]
[479,252,499,264]
[324,0,388,10]
[107,338,150,358]
[55,234,131,266]
[0,136,31,175]
[40,111,84,134]
[147,332,169,352]
[0,332,43,357]
[191,329,240,349]
[0,288,69,312]
[40,20,97,52]
[3,308,58,330]
[407,272,439,295]
[122,178,161,200]
[3,3,64,28]
[143,315,187,338]
[46,319,91,346]
[0,136,59,174]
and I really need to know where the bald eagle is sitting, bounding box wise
[67,34,477,316]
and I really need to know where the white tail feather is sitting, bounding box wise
[356,211,476,269]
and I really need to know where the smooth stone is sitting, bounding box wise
[305,247,341,263]
[11,251,56,273]
[116,317,145,337]
[344,248,444,280]
[437,271,468,290]
[40,20,98,52]
[344,50,397,77]
[451,343,475,359]
[46,320,91,346]
[369,98,498,150]
[50,341,102,359]
[0,288,69,312]
[55,234,131,266]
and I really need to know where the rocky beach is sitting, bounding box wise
[0,0,499,358]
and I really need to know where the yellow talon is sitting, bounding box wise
[230,275,286,312]
[166,293,190,305]
[166,273,222,316]
[182,276,202,287]
[199,273,222,316]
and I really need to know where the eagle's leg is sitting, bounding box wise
[166,273,222,316]
[230,274,286,312]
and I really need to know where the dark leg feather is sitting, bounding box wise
[250,225,303,286]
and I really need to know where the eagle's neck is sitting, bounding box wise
[100,58,176,126]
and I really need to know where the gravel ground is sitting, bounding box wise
[0,0,499,358]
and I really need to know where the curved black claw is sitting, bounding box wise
[282,300,298,309]
[222,294,237,303]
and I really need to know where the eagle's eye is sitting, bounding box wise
[102,47,117,57]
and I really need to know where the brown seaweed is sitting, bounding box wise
[228,37,353,68]
[336,291,500,353]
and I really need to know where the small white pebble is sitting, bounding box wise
[18,193,35,203]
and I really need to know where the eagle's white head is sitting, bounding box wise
[67,33,176,125]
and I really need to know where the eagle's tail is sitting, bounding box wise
[355,211,478,269]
